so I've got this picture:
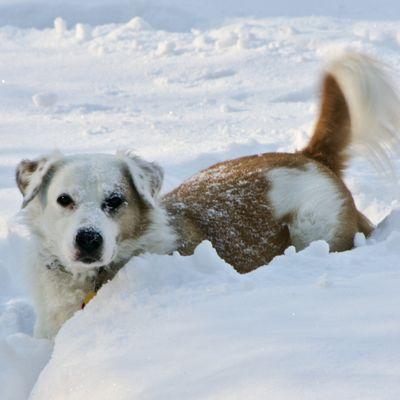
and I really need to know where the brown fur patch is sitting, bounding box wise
[302,73,351,177]
[16,159,40,194]
[356,210,374,237]
[117,168,152,250]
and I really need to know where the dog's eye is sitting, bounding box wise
[103,194,125,212]
[57,194,74,208]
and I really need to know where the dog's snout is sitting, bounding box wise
[75,228,103,262]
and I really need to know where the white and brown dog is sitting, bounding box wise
[17,53,400,338]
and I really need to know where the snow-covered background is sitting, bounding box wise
[1,1,400,399]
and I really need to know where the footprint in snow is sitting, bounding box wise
[83,126,111,136]
[201,68,236,80]
[32,92,58,108]
[271,86,314,103]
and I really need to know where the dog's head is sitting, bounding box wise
[16,151,167,273]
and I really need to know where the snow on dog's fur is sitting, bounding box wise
[16,53,400,338]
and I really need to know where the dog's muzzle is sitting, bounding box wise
[75,227,103,263]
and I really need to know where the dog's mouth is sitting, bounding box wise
[73,253,106,268]
[70,247,117,270]
[78,255,101,264]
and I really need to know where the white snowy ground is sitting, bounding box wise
[1,2,400,399]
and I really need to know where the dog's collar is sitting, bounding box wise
[46,258,114,291]
[45,258,117,309]
[45,258,122,308]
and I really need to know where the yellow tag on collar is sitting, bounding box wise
[81,291,97,309]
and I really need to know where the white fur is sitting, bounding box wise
[115,206,177,264]
[327,53,400,173]
[23,153,176,339]
[266,163,345,250]
[32,261,95,338]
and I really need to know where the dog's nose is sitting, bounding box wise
[75,228,103,261]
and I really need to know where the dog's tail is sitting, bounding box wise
[302,53,400,177]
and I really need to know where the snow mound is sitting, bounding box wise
[30,224,400,399]
[0,221,53,400]
[0,333,51,400]
[32,92,58,108]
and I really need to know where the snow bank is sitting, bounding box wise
[30,228,400,399]
[0,220,52,400]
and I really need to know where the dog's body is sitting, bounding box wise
[164,152,372,273]
[17,53,400,338]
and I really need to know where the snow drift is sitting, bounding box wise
[31,230,400,399]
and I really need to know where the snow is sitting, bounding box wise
[53,17,67,36]
[1,1,400,399]
[32,92,58,108]
[29,238,400,399]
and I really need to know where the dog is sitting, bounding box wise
[16,152,177,338]
[17,53,400,338]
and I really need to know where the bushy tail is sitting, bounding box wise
[303,53,400,177]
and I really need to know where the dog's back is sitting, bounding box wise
[164,53,400,273]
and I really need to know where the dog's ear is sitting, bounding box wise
[119,150,164,208]
[16,153,60,208]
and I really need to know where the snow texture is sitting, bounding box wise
[1,1,400,399]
